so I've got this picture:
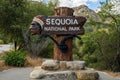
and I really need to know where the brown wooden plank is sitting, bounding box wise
[32,15,86,35]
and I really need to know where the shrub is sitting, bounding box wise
[4,50,26,67]
[0,39,4,44]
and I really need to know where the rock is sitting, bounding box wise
[66,61,74,70]
[66,61,85,70]
[34,66,42,70]
[30,67,77,80]
[60,61,67,70]
[41,60,85,71]
[44,71,77,80]
[76,70,99,80]
[41,60,60,71]
[30,68,48,79]
[73,5,101,22]
[60,61,85,70]
[73,61,85,70]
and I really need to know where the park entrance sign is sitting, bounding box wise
[32,16,86,35]
[30,7,87,61]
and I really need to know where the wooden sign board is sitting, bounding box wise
[32,15,86,35]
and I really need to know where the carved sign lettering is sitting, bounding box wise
[30,15,86,35]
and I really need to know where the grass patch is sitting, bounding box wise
[25,56,44,67]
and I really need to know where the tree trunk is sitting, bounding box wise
[53,7,74,61]
[14,40,17,51]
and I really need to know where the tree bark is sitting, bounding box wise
[53,7,74,61]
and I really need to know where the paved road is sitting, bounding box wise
[98,71,120,80]
[0,68,120,80]
[0,44,12,53]
[0,68,33,80]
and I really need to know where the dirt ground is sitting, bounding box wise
[0,60,13,71]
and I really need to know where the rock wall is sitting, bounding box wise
[73,5,101,22]
[30,60,99,80]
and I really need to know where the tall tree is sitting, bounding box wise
[0,0,56,53]
[98,0,120,71]
[0,0,29,50]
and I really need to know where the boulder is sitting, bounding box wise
[66,61,74,70]
[30,60,90,80]
[73,61,85,70]
[41,60,60,71]
[30,67,48,79]
[76,70,99,80]
[59,61,67,70]
[41,60,85,71]
[44,71,77,80]
[30,67,77,80]
[66,61,85,70]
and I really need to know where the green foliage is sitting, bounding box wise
[29,1,55,16]
[74,29,120,71]
[25,1,56,57]
[27,35,54,58]
[0,39,4,44]
[97,0,120,71]
[38,41,53,58]
[0,0,56,51]
[4,50,26,67]
[73,0,120,72]
[0,34,10,44]
[74,33,98,65]
[0,0,56,58]
[0,0,29,50]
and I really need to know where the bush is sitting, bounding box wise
[4,50,26,67]
[0,39,4,44]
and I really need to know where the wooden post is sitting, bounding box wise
[53,7,74,61]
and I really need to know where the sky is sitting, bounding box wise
[33,0,106,11]
[57,0,105,11]
[86,0,105,11]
